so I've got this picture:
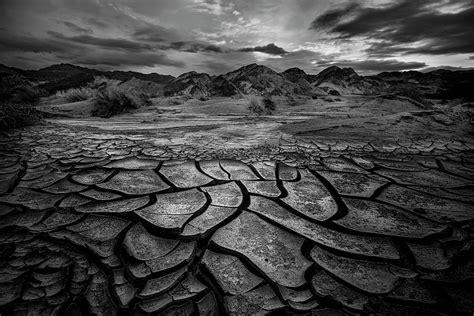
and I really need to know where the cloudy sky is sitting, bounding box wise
[0,0,473,76]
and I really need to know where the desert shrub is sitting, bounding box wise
[0,75,41,105]
[56,87,95,103]
[247,95,276,115]
[39,73,94,95]
[197,95,208,101]
[0,103,41,131]
[92,87,151,118]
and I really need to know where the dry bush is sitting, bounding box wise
[0,103,41,131]
[56,87,95,102]
[247,95,276,115]
[396,85,431,107]
[92,87,151,118]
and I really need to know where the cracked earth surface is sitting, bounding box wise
[1,125,474,315]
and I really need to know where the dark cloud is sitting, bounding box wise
[62,21,92,34]
[75,51,185,68]
[314,59,426,73]
[199,61,236,74]
[86,18,108,29]
[310,0,474,56]
[239,43,288,55]
[133,25,182,42]
[0,32,78,53]
[169,41,224,53]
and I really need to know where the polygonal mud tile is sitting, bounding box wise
[278,286,314,305]
[201,182,242,207]
[17,171,67,189]
[220,160,259,180]
[129,242,196,278]
[318,171,388,198]
[114,282,136,307]
[406,242,451,271]
[30,209,84,232]
[322,157,369,173]
[337,198,446,238]
[0,171,19,194]
[202,250,263,295]
[135,189,207,231]
[80,189,122,201]
[439,160,474,179]
[199,160,229,180]
[248,195,399,259]
[71,169,113,185]
[377,184,474,223]
[76,196,149,213]
[59,193,92,208]
[105,157,160,170]
[375,168,473,188]
[138,267,187,298]
[21,165,53,181]
[0,188,63,210]
[197,292,218,315]
[212,211,311,287]
[67,215,130,242]
[311,270,369,311]
[310,245,399,294]
[123,223,179,261]
[374,159,428,172]
[181,205,237,238]
[85,271,117,315]
[159,160,212,188]
[409,186,474,204]
[252,161,277,180]
[278,163,298,181]
[242,181,281,197]
[351,156,375,170]
[282,169,337,221]
[388,279,437,304]
[97,170,170,195]
[42,178,87,194]
[0,281,23,306]
[226,284,285,315]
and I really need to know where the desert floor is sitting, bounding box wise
[1,95,473,315]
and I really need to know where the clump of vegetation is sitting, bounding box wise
[56,87,95,103]
[0,75,42,131]
[92,86,151,118]
[197,94,209,101]
[247,95,276,115]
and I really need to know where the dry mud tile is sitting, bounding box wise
[114,282,136,307]
[123,222,179,261]
[97,170,170,195]
[104,157,160,170]
[42,178,87,194]
[0,209,47,229]
[17,171,67,189]
[159,160,212,188]
[351,156,375,170]
[337,198,446,238]
[138,267,187,298]
[311,270,369,311]
[197,292,218,315]
[202,250,264,295]
[0,188,63,210]
[181,205,237,238]
[282,169,338,221]
[409,186,474,204]
[212,211,311,288]
[85,271,117,315]
[30,209,84,232]
[251,161,277,180]
[0,171,19,194]
[71,169,113,185]
[377,184,474,223]
[278,286,314,304]
[76,196,149,213]
[317,171,388,198]
[388,279,437,304]
[375,168,473,188]
[373,159,428,172]
[199,160,229,180]
[226,284,285,315]
[135,189,207,231]
[21,165,53,181]
[249,195,399,259]
[59,194,92,208]
[0,281,23,306]
[220,160,259,180]
[278,163,298,181]
[129,242,196,278]
[439,160,474,179]
[310,245,399,294]
[201,182,243,207]
[67,215,130,242]
[242,180,281,197]
[322,157,369,174]
[80,189,122,201]
[406,242,451,271]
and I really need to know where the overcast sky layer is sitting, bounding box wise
[0,0,473,76]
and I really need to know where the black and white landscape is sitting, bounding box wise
[1,0,474,315]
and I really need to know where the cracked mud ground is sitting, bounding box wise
[1,126,474,315]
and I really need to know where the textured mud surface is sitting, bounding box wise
[1,125,474,315]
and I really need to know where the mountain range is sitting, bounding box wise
[1,62,473,100]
